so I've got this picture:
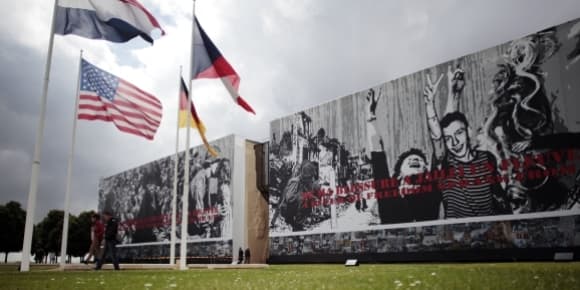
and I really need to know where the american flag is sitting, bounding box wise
[78,59,162,140]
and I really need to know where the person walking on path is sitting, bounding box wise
[244,248,251,264]
[238,247,244,264]
[84,213,104,264]
[95,211,120,270]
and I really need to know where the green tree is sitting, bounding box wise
[0,201,26,263]
[68,211,93,260]
[31,223,46,263]
[39,210,64,256]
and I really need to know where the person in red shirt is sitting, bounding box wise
[84,213,105,264]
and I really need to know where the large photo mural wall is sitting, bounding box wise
[269,18,580,261]
[98,135,235,261]
[270,216,580,261]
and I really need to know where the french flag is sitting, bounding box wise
[54,0,165,44]
[192,17,255,114]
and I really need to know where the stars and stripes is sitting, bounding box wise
[77,59,163,140]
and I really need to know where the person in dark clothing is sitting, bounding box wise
[392,148,441,221]
[270,161,320,231]
[366,88,441,224]
[237,247,244,264]
[244,248,251,264]
[95,211,120,270]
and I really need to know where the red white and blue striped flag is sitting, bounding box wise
[77,59,163,140]
[192,17,255,114]
[55,0,165,44]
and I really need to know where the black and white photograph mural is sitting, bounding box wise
[269,18,580,237]
[269,215,580,257]
[98,135,235,245]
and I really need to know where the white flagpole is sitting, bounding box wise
[180,0,197,270]
[20,0,59,272]
[170,66,183,266]
[59,50,84,269]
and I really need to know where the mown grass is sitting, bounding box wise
[0,262,578,289]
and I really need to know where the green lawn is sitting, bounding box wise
[0,262,578,289]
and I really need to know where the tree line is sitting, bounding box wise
[0,201,93,264]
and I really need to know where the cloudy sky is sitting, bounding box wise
[1,0,580,222]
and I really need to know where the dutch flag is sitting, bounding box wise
[54,0,164,44]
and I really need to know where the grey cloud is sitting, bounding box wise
[1,0,580,223]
